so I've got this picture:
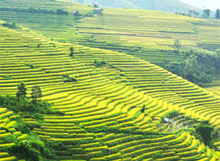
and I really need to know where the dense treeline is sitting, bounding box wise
[0,7,69,15]
[165,50,220,85]
[0,83,64,161]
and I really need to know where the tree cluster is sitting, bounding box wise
[0,7,69,15]
[188,10,200,17]
[3,22,19,29]
[69,47,74,56]
[94,59,106,67]
[203,9,211,18]
[202,9,220,19]
[165,50,220,85]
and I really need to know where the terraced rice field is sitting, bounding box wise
[1,0,220,160]
[0,20,220,160]
[0,107,28,161]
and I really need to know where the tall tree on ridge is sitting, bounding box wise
[215,9,220,19]
[16,82,27,100]
[31,86,43,103]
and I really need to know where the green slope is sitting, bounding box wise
[1,0,220,160]
[73,0,198,13]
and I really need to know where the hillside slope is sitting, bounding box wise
[1,0,220,160]
[1,20,220,161]
[73,0,197,13]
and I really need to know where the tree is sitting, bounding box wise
[31,86,43,103]
[16,82,27,99]
[203,9,210,18]
[193,11,200,17]
[174,39,181,49]
[141,105,145,113]
[215,9,220,19]
[69,47,74,56]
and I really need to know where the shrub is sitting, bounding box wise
[3,22,19,29]
[195,123,214,146]
[69,47,74,56]
[56,9,68,15]
[152,152,162,159]
[25,63,37,69]
[9,135,55,161]
[94,60,106,67]
[3,75,12,80]
[62,74,77,83]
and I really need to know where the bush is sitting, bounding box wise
[94,60,106,67]
[25,63,37,69]
[69,47,74,56]
[62,74,77,83]
[195,123,214,146]
[9,135,55,161]
[3,75,12,80]
[56,9,68,15]
[3,22,19,29]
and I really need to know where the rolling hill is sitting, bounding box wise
[1,0,220,160]
[72,0,198,13]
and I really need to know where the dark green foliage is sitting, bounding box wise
[203,9,210,18]
[16,82,27,100]
[141,105,145,113]
[3,75,12,80]
[0,83,64,160]
[31,86,43,103]
[62,74,77,83]
[162,111,178,121]
[188,10,200,17]
[25,63,37,69]
[48,142,67,151]
[9,135,55,161]
[2,22,19,29]
[0,95,53,114]
[165,50,220,85]
[152,152,162,159]
[27,7,55,14]
[0,7,69,15]
[94,60,106,67]
[216,9,220,19]
[0,134,16,145]
[69,47,74,56]
[194,122,218,147]
[0,95,60,160]
[56,9,68,15]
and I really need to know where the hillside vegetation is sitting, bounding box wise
[72,0,197,13]
[1,0,220,160]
